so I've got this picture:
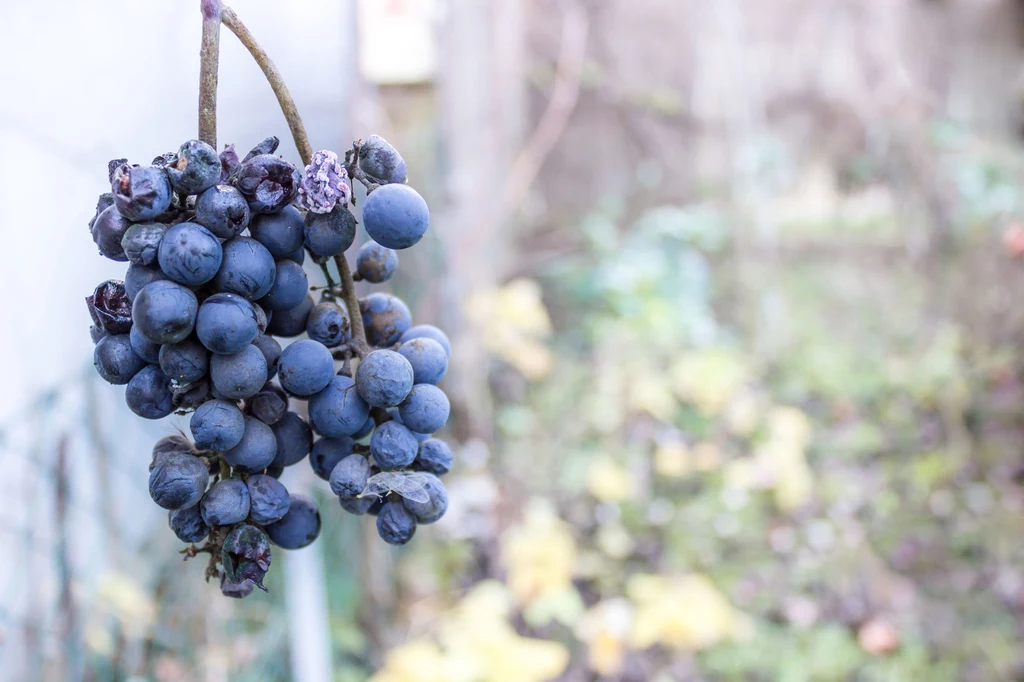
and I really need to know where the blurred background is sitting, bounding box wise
[3,0,1024,679]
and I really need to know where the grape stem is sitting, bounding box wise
[198,0,221,147]
[334,254,368,353]
[219,5,313,166]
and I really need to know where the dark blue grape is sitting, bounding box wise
[159,337,210,383]
[304,205,356,259]
[286,245,306,265]
[132,280,198,344]
[126,365,174,419]
[359,293,412,347]
[158,223,223,287]
[308,375,370,438]
[90,325,109,344]
[152,434,193,461]
[305,301,349,347]
[278,339,335,396]
[413,438,453,476]
[220,571,255,599]
[398,384,450,434]
[399,324,451,358]
[309,436,356,479]
[252,334,283,380]
[376,501,416,545]
[129,325,161,363]
[248,205,305,256]
[172,379,212,410]
[169,505,210,543]
[265,493,321,549]
[213,237,277,300]
[249,384,288,425]
[233,154,300,214]
[339,495,377,516]
[353,414,376,440]
[355,240,398,283]
[190,399,246,451]
[210,344,268,399]
[196,184,251,239]
[397,338,448,385]
[260,259,309,311]
[358,135,407,185]
[369,420,419,470]
[362,183,428,250]
[93,334,146,384]
[221,524,271,592]
[90,205,132,261]
[124,263,168,303]
[388,408,430,442]
[223,416,277,473]
[270,411,313,467]
[329,454,370,498]
[367,497,386,516]
[121,222,167,266]
[87,279,133,334]
[356,349,414,408]
[112,164,172,221]
[148,451,207,510]
[402,474,448,524]
[246,474,291,524]
[164,140,221,195]
[196,293,260,354]
[265,294,313,337]
[201,479,251,527]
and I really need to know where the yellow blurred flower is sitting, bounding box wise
[575,598,635,676]
[369,641,463,682]
[586,456,634,502]
[723,406,815,511]
[627,574,751,651]
[692,441,721,472]
[465,279,553,380]
[502,500,577,606]
[670,348,748,416]
[654,441,690,478]
[626,368,676,421]
[595,522,635,559]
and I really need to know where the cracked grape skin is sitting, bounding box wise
[132,280,198,345]
[266,294,313,338]
[246,474,291,525]
[308,375,370,438]
[210,344,268,400]
[158,222,223,287]
[303,205,356,259]
[196,184,251,239]
[169,505,210,543]
[93,334,147,385]
[397,337,448,385]
[358,134,407,185]
[259,259,309,311]
[265,493,321,549]
[129,325,161,363]
[234,154,300,215]
[148,451,208,510]
[356,349,414,408]
[213,236,277,300]
[159,337,210,384]
[121,222,167,266]
[305,301,348,347]
[124,263,168,303]
[369,420,420,470]
[252,334,283,380]
[376,500,417,545]
[196,293,261,354]
[125,364,175,419]
[413,438,453,476]
[356,240,398,283]
[329,454,370,498]
[248,204,305,257]
[223,416,278,473]
[399,324,451,359]
[309,436,356,480]
[398,384,451,434]
[362,183,429,250]
[278,339,335,396]
[112,164,173,222]
[402,473,448,524]
[270,411,313,467]
[359,293,412,348]
[91,205,132,261]
[164,139,221,195]
[200,478,251,527]
[190,399,246,451]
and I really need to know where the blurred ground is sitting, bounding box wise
[4,0,1024,681]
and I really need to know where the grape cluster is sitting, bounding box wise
[87,135,453,597]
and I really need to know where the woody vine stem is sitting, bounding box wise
[196,0,365,350]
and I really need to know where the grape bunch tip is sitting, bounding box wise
[87,135,453,598]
